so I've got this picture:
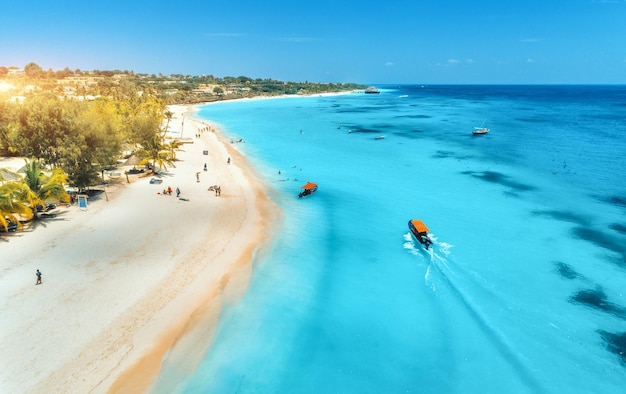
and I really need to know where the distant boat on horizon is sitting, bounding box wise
[364,86,380,94]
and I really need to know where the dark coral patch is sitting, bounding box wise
[462,170,536,192]
[598,330,626,365]
[609,223,626,235]
[554,261,581,280]
[433,150,473,160]
[570,288,625,318]
[572,227,626,266]
[604,195,626,209]
[532,210,589,225]
[433,150,456,159]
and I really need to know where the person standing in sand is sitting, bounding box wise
[176,187,181,197]
[36,269,42,285]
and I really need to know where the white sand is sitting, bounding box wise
[0,105,281,393]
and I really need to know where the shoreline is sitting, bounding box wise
[0,105,282,393]
[105,106,284,393]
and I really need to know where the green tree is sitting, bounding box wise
[24,62,44,78]
[11,94,78,167]
[0,181,38,231]
[164,139,183,161]
[60,98,126,189]
[163,109,174,131]
[0,101,18,156]
[127,96,174,174]
[22,159,69,217]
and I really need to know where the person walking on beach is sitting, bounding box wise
[176,187,181,197]
[36,269,42,285]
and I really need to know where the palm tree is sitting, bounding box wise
[0,181,39,231]
[137,148,176,174]
[135,135,176,175]
[164,139,184,161]
[163,109,174,133]
[22,159,69,218]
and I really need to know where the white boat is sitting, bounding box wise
[375,135,385,140]
[472,120,490,135]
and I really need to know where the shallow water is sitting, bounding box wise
[154,86,626,393]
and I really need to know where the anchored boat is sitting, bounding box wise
[472,119,490,135]
[298,182,318,198]
[408,219,433,249]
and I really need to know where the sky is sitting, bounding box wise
[1,0,625,84]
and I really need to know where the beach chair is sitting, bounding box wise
[77,194,88,210]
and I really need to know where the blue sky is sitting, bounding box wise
[1,0,625,84]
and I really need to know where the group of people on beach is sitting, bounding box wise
[208,185,221,196]
[160,186,181,197]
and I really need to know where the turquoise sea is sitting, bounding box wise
[154,85,626,393]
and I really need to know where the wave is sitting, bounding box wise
[404,232,544,391]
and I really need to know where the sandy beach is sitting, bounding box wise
[0,105,281,393]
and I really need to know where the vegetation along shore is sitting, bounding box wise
[0,62,365,231]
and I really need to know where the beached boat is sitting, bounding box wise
[298,182,318,198]
[364,86,380,94]
[408,219,433,249]
[472,120,490,135]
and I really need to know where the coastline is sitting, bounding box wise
[0,104,282,393]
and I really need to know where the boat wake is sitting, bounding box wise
[403,231,544,391]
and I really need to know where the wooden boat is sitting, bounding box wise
[408,219,433,249]
[298,182,318,198]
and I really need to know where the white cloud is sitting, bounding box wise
[448,59,460,64]
[385,61,394,67]
[527,58,535,63]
